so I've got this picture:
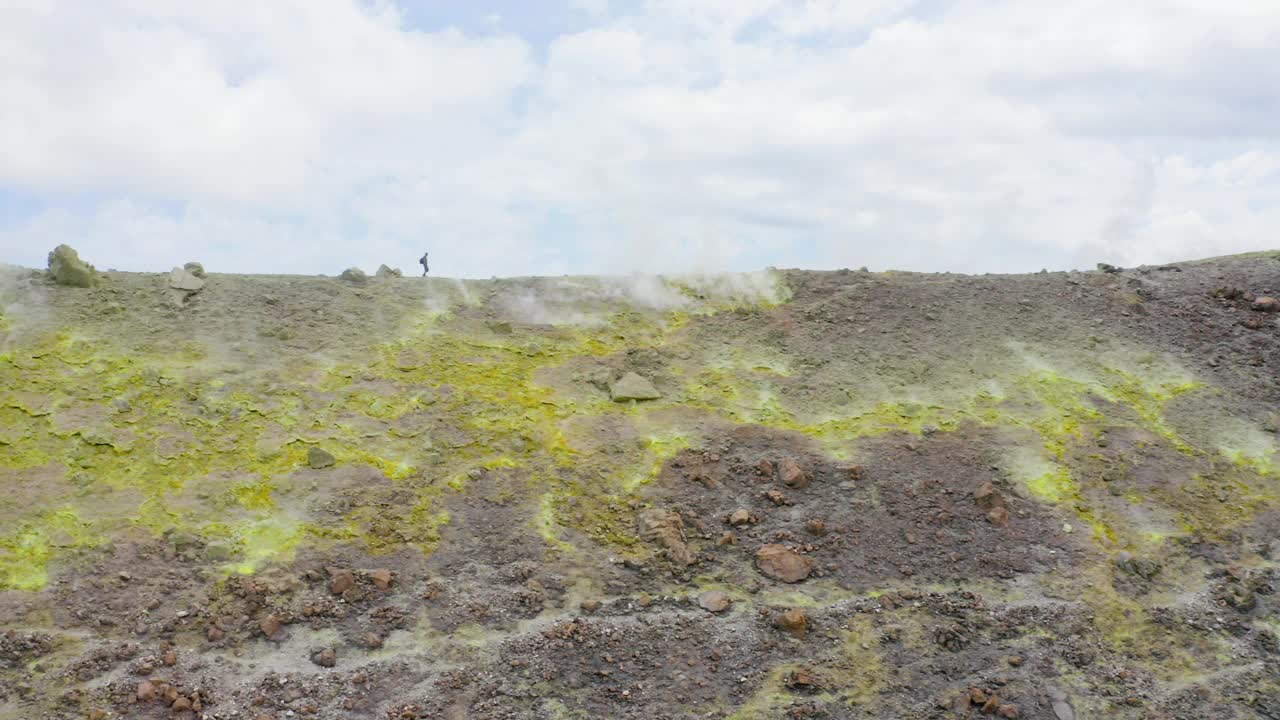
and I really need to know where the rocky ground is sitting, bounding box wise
[0,252,1278,719]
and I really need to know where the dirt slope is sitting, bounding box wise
[1,254,1278,719]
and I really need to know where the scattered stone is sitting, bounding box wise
[1243,316,1267,330]
[1097,263,1121,273]
[998,705,1019,719]
[1113,551,1161,579]
[311,647,337,668]
[637,508,694,565]
[47,244,97,287]
[698,591,731,613]
[307,446,336,469]
[259,614,284,640]
[805,519,827,536]
[168,266,206,292]
[329,568,356,595]
[172,696,193,711]
[340,267,369,284]
[1252,296,1279,312]
[610,372,662,402]
[162,649,177,666]
[974,481,1005,510]
[765,489,789,506]
[776,608,808,638]
[717,531,736,546]
[362,632,384,649]
[1062,523,1074,534]
[844,464,864,481]
[87,709,107,720]
[982,695,1001,714]
[579,599,600,612]
[136,680,157,701]
[376,264,403,278]
[369,568,394,590]
[1008,655,1023,667]
[206,626,224,642]
[785,668,817,689]
[987,506,1009,527]
[727,509,753,527]
[183,261,206,278]
[1213,286,1245,300]
[756,459,775,476]
[755,544,814,583]
[779,458,811,489]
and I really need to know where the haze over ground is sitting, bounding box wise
[1,0,1279,277]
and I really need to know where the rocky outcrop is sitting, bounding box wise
[47,245,96,287]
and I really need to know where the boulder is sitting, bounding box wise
[779,458,811,488]
[610,372,662,402]
[340,267,369,284]
[638,508,694,565]
[376,264,403,278]
[698,591,731,613]
[168,267,205,292]
[755,544,814,583]
[1252,296,1279,313]
[307,446,336,469]
[183,261,206,278]
[47,245,97,287]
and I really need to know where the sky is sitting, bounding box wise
[1,0,1278,278]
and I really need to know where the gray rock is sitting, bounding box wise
[47,245,97,287]
[183,262,206,278]
[168,267,205,292]
[610,372,662,402]
[307,446,336,469]
[1097,263,1121,273]
[340,267,369,284]
[1052,701,1075,720]
[375,264,402,278]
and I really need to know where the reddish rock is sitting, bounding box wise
[136,680,157,701]
[579,599,600,612]
[756,459,775,476]
[779,458,811,489]
[312,647,337,668]
[172,696,193,712]
[698,591,731,613]
[717,531,736,546]
[844,464,864,481]
[987,506,1009,527]
[1008,655,1023,667]
[982,695,1001,714]
[87,710,107,720]
[786,668,817,689]
[206,626,224,642]
[1252,296,1279,312]
[328,568,356,595]
[638,508,695,565]
[1243,317,1266,330]
[998,704,1020,718]
[755,544,814,583]
[362,632,384,649]
[259,614,284,640]
[162,650,176,666]
[805,519,827,536]
[766,490,788,506]
[727,509,753,527]
[975,482,1004,510]
[969,687,987,705]
[776,608,808,638]
[369,569,394,591]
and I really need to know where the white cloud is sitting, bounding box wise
[0,0,1278,277]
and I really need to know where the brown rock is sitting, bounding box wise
[638,508,695,565]
[162,650,177,666]
[786,668,817,689]
[845,464,864,481]
[717,531,736,546]
[727,509,753,526]
[698,591,731,613]
[362,632,384,649]
[1008,655,1023,667]
[579,599,600,612]
[172,697,193,712]
[259,613,284,640]
[1243,317,1266,330]
[206,626,224,642]
[755,544,814,583]
[756,459,775,476]
[987,506,1009,527]
[1252,296,1279,312]
[136,680,157,701]
[776,608,808,638]
[765,490,788,506]
[87,710,107,720]
[969,687,987,705]
[328,568,356,595]
[779,458,811,488]
[982,695,1001,714]
[312,647,337,668]
[974,482,1004,510]
[998,705,1020,718]
[805,518,827,536]
[369,569,394,590]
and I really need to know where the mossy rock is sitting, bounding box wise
[47,244,96,287]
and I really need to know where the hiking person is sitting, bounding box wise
[419,252,429,277]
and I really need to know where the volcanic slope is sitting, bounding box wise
[1,254,1279,719]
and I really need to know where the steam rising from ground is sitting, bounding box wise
[0,264,47,350]
[493,270,788,326]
